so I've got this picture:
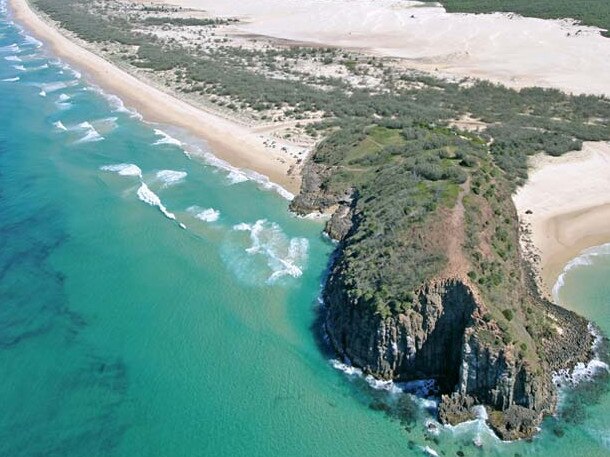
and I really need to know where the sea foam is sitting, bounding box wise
[553,324,609,389]
[553,242,610,301]
[187,205,220,223]
[201,150,294,200]
[100,163,142,178]
[1,76,18,82]
[22,35,42,48]
[74,121,104,143]
[231,219,308,283]
[0,43,19,52]
[53,120,67,131]
[156,169,187,187]
[137,183,176,221]
[153,129,183,147]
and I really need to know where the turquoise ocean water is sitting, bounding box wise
[0,2,608,455]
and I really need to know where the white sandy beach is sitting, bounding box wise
[10,0,610,294]
[513,142,610,293]
[142,0,610,96]
[9,0,303,194]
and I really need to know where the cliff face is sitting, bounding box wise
[324,267,556,439]
[292,159,594,441]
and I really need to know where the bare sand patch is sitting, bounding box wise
[513,142,610,295]
[137,0,610,96]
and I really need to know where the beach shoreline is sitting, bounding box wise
[10,0,610,299]
[8,0,303,195]
[513,142,610,297]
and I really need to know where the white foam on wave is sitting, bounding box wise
[330,358,438,397]
[187,205,220,222]
[231,219,308,284]
[153,129,183,147]
[26,63,49,72]
[53,120,67,131]
[553,324,609,390]
[100,163,142,178]
[137,182,176,221]
[156,169,187,187]
[227,170,249,184]
[22,35,42,48]
[48,58,81,79]
[74,121,104,143]
[553,242,610,300]
[419,446,439,457]
[87,85,140,118]
[38,80,78,95]
[90,116,118,134]
[58,93,70,102]
[12,64,25,71]
[0,43,19,52]
[39,90,46,97]
[1,76,19,82]
[202,150,294,200]
[4,55,20,62]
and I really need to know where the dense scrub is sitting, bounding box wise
[425,0,610,37]
[33,0,610,371]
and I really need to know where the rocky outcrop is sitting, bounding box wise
[323,266,564,439]
[325,276,477,388]
[292,159,595,441]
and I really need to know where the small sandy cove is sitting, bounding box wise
[8,0,302,194]
[513,142,610,294]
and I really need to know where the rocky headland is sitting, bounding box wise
[292,158,595,440]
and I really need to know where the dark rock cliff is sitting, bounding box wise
[291,159,595,440]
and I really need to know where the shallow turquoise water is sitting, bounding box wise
[0,3,608,456]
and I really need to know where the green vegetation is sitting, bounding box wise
[425,0,610,38]
[141,17,236,27]
[33,0,610,357]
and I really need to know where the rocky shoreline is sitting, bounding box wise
[291,159,598,441]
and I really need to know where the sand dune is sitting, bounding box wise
[145,0,610,96]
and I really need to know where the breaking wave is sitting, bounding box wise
[553,324,609,389]
[0,43,19,52]
[74,121,104,143]
[552,243,610,300]
[87,86,140,118]
[53,120,67,131]
[187,206,220,222]
[22,35,42,48]
[227,170,249,184]
[100,163,142,178]
[37,80,78,95]
[137,182,176,221]
[153,129,182,147]
[156,169,187,187]
[201,150,294,200]
[4,55,20,61]
[228,219,308,284]
[1,76,18,82]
